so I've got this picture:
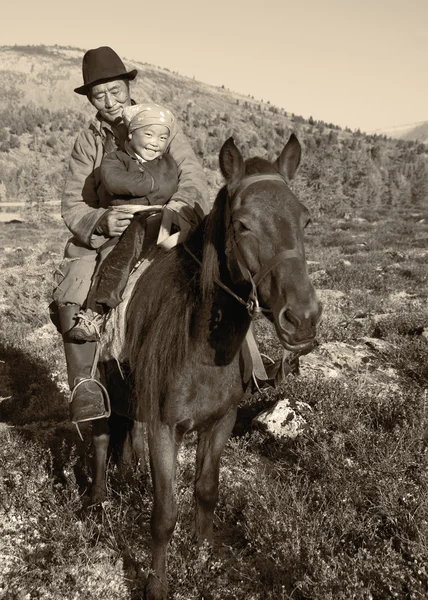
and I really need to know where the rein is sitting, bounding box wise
[184,173,301,318]
[183,172,304,388]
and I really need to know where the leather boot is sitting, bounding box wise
[58,304,110,424]
[252,341,318,393]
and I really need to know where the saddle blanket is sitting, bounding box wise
[99,245,160,362]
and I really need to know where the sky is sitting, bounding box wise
[2,0,427,133]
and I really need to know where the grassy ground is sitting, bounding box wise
[0,210,428,599]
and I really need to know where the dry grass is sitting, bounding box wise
[1,212,428,599]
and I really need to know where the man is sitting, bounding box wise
[53,46,210,425]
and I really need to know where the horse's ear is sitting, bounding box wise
[275,133,301,181]
[219,137,245,187]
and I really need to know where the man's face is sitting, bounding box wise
[129,124,170,161]
[88,79,131,125]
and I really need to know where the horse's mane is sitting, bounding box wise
[200,186,227,300]
[126,187,227,425]
[245,156,278,175]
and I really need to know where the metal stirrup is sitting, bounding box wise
[69,342,111,439]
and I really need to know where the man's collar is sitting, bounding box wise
[91,98,137,139]
[89,114,114,138]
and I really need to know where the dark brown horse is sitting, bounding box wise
[92,134,321,599]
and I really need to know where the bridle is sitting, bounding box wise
[224,173,301,316]
[184,172,302,318]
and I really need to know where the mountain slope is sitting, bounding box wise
[373,121,428,143]
[0,44,427,217]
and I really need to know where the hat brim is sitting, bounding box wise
[74,69,138,95]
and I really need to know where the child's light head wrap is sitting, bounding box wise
[122,103,175,134]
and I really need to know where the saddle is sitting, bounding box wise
[98,212,164,363]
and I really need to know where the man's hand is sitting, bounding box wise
[95,210,132,237]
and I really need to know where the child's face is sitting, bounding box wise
[129,124,170,161]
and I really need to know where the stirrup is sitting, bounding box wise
[70,378,111,439]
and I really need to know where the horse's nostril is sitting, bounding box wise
[280,307,301,331]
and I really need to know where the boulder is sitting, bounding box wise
[361,337,396,353]
[253,399,310,439]
[298,340,399,384]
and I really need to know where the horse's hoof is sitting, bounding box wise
[145,574,168,600]
[88,484,107,506]
[136,458,147,475]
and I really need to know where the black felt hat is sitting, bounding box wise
[74,46,138,95]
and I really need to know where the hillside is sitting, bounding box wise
[1,45,428,599]
[0,44,428,218]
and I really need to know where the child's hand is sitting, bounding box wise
[163,200,198,229]
[157,201,195,250]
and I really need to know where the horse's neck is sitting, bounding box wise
[187,202,253,360]
[193,285,251,368]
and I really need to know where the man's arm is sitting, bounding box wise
[167,125,211,226]
[61,130,110,248]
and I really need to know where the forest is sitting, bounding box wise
[0,44,427,217]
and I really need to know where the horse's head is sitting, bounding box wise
[219,134,322,352]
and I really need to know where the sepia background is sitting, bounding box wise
[0,1,428,599]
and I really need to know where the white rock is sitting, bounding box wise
[298,340,400,385]
[362,337,396,353]
[252,399,310,439]
[316,289,346,302]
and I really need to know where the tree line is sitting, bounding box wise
[0,98,427,216]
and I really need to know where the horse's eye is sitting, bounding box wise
[234,220,251,233]
[304,218,312,229]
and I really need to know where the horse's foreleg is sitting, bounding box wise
[131,420,147,474]
[115,419,146,476]
[146,423,181,600]
[91,418,110,504]
[195,406,237,544]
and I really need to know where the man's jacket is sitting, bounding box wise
[62,112,210,249]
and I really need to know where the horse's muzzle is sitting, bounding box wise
[274,297,323,352]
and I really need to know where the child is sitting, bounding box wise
[69,103,179,341]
